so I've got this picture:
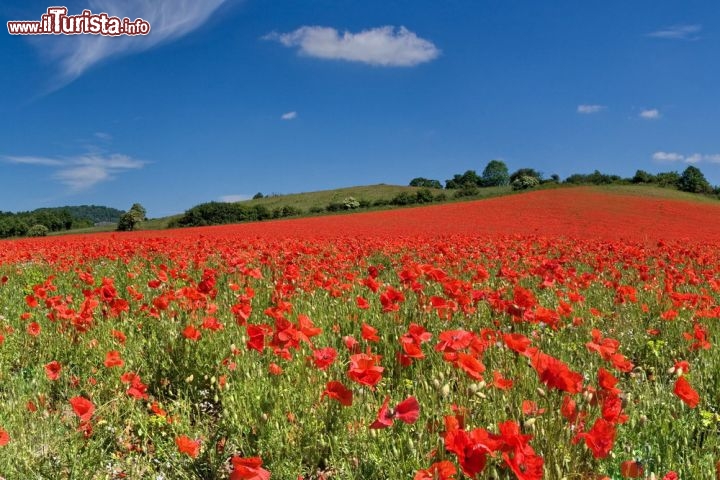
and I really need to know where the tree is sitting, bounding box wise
[117,203,147,231]
[678,166,712,194]
[27,224,49,237]
[409,177,442,189]
[632,170,655,184]
[509,168,542,184]
[445,170,482,189]
[253,192,264,199]
[481,160,510,187]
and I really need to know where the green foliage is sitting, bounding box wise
[0,206,114,238]
[565,170,624,185]
[343,197,360,209]
[253,192,264,199]
[655,171,681,188]
[27,224,49,237]
[117,203,147,232]
[415,188,434,204]
[512,175,540,190]
[481,160,510,187]
[678,166,712,194]
[453,185,480,198]
[409,177,442,189]
[445,170,482,189]
[391,192,417,206]
[510,168,542,184]
[172,202,275,227]
[632,170,656,184]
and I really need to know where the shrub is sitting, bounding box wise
[343,197,360,209]
[409,177,442,189]
[512,175,540,190]
[27,224,49,237]
[415,188,434,204]
[453,186,480,198]
[391,192,417,206]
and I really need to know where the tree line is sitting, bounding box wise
[410,160,718,196]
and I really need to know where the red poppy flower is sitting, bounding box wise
[27,322,41,337]
[576,418,616,459]
[620,460,643,478]
[175,435,200,458]
[0,428,9,447]
[103,350,124,368]
[230,456,271,480]
[182,325,202,341]
[361,323,380,343]
[674,376,699,408]
[370,396,420,429]
[311,347,337,370]
[414,461,457,480]
[322,381,353,406]
[347,353,384,388]
[69,396,95,422]
[44,361,62,381]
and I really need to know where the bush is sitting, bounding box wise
[343,197,360,209]
[253,192,264,199]
[512,175,540,190]
[391,192,417,206]
[453,186,480,198]
[415,188,434,204]
[309,206,324,214]
[434,192,447,202]
[372,199,391,207]
[409,177,442,189]
[27,224,49,237]
[358,199,371,209]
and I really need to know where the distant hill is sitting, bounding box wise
[34,205,124,224]
[0,204,123,238]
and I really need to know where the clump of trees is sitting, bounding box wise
[171,201,303,228]
[0,206,111,239]
[117,203,147,232]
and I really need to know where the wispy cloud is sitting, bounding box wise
[264,26,440,67]
[33,0,229,87]
[652,151,720,164]
[640,109,661,120]
[219,194,251,203]
[577,104,606,114]
[94,132,113,141]
[3,153,145,190]
[281,111,298,120]
[647,24,702,40]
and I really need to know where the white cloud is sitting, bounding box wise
[640,109,660,119]
[34,0,229,86]
[577,104,606,114]
[281,111,297,120]
[94,132,113,141]
[652,151,720,164]
[3,153,145,190]
[219,194,251,203]
[265,26,440,67]
[652,151,685,162]
[647,24,702,40]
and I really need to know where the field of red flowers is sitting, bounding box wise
[1,188,719,479]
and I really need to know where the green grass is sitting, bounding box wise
[240,184,445,210]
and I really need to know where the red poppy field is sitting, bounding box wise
[1,188,719,479]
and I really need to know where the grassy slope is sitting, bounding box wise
[48,183,718,236]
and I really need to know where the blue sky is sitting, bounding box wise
[1,0,719,216]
